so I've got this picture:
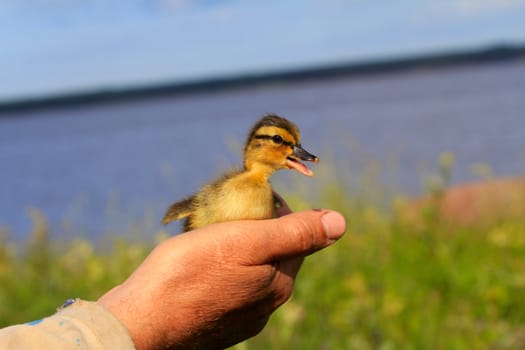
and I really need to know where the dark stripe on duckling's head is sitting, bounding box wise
[245,114,300,152]
[254,134,294,148]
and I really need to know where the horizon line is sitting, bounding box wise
[1,42,525,115]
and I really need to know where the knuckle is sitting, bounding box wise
[289,217,316,252]
[273,277,294,308]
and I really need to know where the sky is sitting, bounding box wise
[1,0,525,102]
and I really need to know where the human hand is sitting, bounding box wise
[98,201,345,350]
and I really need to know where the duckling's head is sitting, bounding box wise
[244,114,319,177]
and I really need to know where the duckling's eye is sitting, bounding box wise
[272,135,283,144]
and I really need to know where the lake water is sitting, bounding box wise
[1,60,524,239]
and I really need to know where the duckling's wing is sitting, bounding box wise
[162,196,195,225]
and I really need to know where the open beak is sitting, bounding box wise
[286,145,319,177]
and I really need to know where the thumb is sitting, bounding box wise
[240,209,346,265]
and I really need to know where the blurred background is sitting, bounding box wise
[1,1,525,348]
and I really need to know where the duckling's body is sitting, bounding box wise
[178,169,274,231]
[163,114,318,232]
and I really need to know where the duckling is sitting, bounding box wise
[162,114,319,232]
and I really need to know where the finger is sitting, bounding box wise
[273,191,292,217]
[268,256,304,308]
[279,256,304,280]
[237,209,346,265]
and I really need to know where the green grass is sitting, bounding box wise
[0,209,154,326]
[240,203,525,350]
[1,170,525,349]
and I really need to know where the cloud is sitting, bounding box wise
[157,0,192,11]
[156,0,234,12]
[414,0,525,24]
[453,0,525,15]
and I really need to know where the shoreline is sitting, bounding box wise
[1,43,525,115]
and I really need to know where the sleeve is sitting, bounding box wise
[0,299,136,350]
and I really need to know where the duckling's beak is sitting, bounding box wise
[286,145,319,177]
